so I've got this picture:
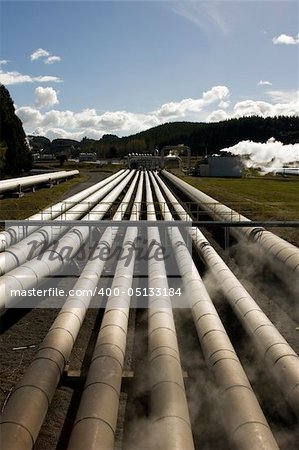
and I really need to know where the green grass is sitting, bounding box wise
[171,171,299,246]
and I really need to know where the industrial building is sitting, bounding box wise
[192,156,243,177]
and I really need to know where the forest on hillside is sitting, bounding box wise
[80,116,299,158]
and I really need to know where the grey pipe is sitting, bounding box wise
[155,171,299,419]
[0,170,135,315]
[0,170,79,195]
[161,170,299,293]
[68,172,144,450]
[150,171,280,450]
[0,172,141,450]
[0,170,129,275]
[145,172,195,450]
[0,170,125,252]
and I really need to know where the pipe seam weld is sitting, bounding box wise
[220,384,253,395]
[47,327,75,345]
[55,310,83,326]
[154,415,192,429]
[264,341,294,355]
[208,348,236,359]
[151,380,185,392]
[72,416,115,435]
[104,308,129,319]
[150,345,180,355]
[10,384,50,406]
[0,421,35,446]
[83,381,120,398]
[32,355,65,375]
[149,326,177,336]
[232,420,271,435]
[150,352,181,365]
[272,353,299,366]
[242,308,263,318]
[199,329,227,340]
[99,323,127,335]
[211,356,240,367]
[90,353,123,369]
[94,342,125,359]
[195,312,219,322]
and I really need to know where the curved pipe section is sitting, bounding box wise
[0,172,141,450]
[0,170,129,275]
[150,172,279,450]
[68,172,144,450]
[161,170,299,291]
[0,170,125,252]
[155,171,299,419]
[145,172,195,450]
[0,170,79,195]
[0,170,135,315]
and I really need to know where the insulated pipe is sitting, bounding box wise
[0,169,125,252]
[0,170,79,195]
[155,172,299,419]
[68,172,144,450]
[161,171,299,290]
[150,172,279,450]
[0,170,129,275]
[0,172,141,450]
[145,172,195,450]
[0,170,135,315]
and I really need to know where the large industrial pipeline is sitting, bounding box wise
[0,171,141,449]
[149,171,279,450]
[0,169,125,252]
[161,170,299,293]
[154,171,299,419]
[145,171,194,450]
[0,170,129,275]
[0,170,135,314]
[0,168,298,450]
[0,170,79,195]
[68,172,144,449]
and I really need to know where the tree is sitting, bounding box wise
[0,84,32,176]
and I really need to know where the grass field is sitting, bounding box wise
[0,164,125,224]
[171,172,299,246]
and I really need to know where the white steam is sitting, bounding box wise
[220,137,299,172]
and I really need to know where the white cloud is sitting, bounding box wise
[30,48,61,64]
[0,68,62,85]
[44,55,61,65]
[15,85,298,140]
[30,48,50,61]
[34,87,59,108]
[171,2,229,34]
[258,80,272,86]
[272,33,299,45]
[0,60,10,67]
[154,85,230,118]
[207,109,229,122]
[220,138,299,171]
[267,90,298,104]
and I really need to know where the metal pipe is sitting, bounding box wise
[0,170,125,252]
[150,171,279,450]
[155,171,299,419]
[145,172,195,450]
[0,170,79,195]
[68,172,144,450]
[0,170,129,275]
[0,172,141,450]
[161,170,299,292]
[0,170,135,315]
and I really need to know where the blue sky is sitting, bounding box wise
[0,1,298,140]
